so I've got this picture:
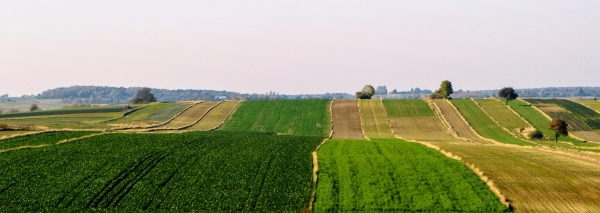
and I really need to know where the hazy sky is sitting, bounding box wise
[1,1,599,96]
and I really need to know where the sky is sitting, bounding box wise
[1,1,599,96]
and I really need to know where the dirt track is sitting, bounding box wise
[161,102,218,128]
[432,99,494,144]
[186,101,241,130]
[331,100,365,139]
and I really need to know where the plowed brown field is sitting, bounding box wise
[331,100,365,139]
[186,101,241,130]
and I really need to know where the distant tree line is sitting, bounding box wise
[37,86,243,104]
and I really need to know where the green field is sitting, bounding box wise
[220,100,331,136]
[382,99,434,117]
[0,106,128,119]
[314,139,509,212]
[0,112,124,129]
[451,99,533,146]
[0,132,322,212]
[527,99,600,130]
[508,99,579,141]
[0,131,99,151]
[141,103,192,123]
[109,103,177,124]
[575,100,600,113]
[475,99,531,132]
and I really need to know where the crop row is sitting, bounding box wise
[314,139,509,212]
[0,132,322,211]
[527,99,600,130]
[221,100,331,136]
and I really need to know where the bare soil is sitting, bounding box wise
[331,100,365,139]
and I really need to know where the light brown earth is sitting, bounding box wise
[389,116,457,142]
[331,100,365,139]
[359,99,394,138]
[159,102,219,129]
[185,101,241,130]
[431,99,494,144]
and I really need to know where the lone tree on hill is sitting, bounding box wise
[498,87,519,105]
[431,80,453,99]
[131,87,157,104]
[547,118,568,142]
[356,85,375,99]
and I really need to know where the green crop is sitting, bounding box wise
[382,99,434,117]
[0,106,128,119]
[0,131,322,212]
[314,139,509,212]
[527,99,600,130]
[451,99,533,146]
[220,100,331,136]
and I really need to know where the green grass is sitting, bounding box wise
[382,99,434,117]
[575,100,600,112]
[0,131,322,212]
[315,139,509,212]
[220,100,331,136]
[451,99,533,146]
[0,112,124,129]
[0,131,100,151]
[476,99,531,131]
[527,99,600,130]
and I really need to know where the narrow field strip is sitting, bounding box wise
[358,99,394,139]
[476,99,532,132]
[431,99,494,144]
[451,99,534,146]
[331,100,365,139]
[185,101,241,131]
[525,99,600,142]
[0,132,323,212]
[383,99,456,142]
[221,100,331,136]
[314,139,509,212]
[158,102,219,129]
[0,131,100,152]
[108,103,179,126]
[574,100,600,114]
[431,142,600,213]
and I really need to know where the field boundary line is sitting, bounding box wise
[446,99,501,145]
[573,99,600,115]
[522,99,588,142]
[101,105,150,123]
[0,130,48,141]
[0,144,51,153]
[55,132,106,145]
[413,140,512,209]
[471,99,536,145]
[0,131,105,153]
[153,102,222,131]
[380,99,397,136]
[357,99,369,140]
[208,100,243,131]
[112,102,200,131]
[307,99,334,211]
[492,98,536,129]
[427,99,473,142]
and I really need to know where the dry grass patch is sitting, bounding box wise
[359,100,394,138]
[160,102,218,128]
[476,99,532,132]
[432,99,494,144]
[389,117,457,142]
[331,100,365,139]
[186,101,241,131]
[431,142,600,213]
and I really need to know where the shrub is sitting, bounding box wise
[527,130,544,139]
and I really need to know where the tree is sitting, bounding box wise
[131,87,157,104]
[29,104,39,111]
[431,80,453,99]
[356,85,375,99]
[497,87,519,105]
[547,118,568,142]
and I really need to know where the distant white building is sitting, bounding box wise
[215,96,227,100]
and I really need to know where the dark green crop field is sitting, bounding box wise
[220,100,331,136]
[0,132,322,212]
[527,99,600,130]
